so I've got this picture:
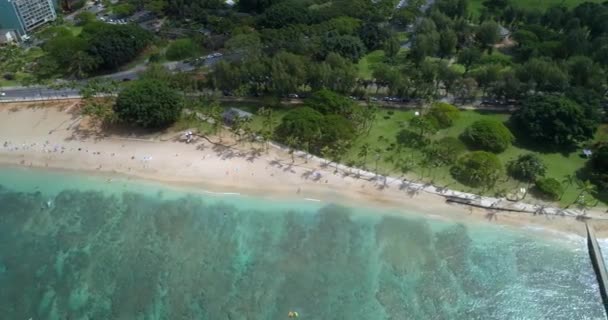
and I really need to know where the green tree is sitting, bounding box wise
[451,151,503,189]
[319,115,355,148]
[512,95,597,147]
[571,179,597,208]
[84,23,151,70]
[426,102,460,128]
[75,11,96,26]
[384,34,401,61]
[516,58,568,93]
[438,29,458,58]
[461,119,514,153]
[211,60,243,92]
[275,107,323,151]
[270,51,307,96]
[113,3,136,17]
[358,143,370,169]
[590,143,608,190]
[358,22,390,51]
[476,20,500,53]
[457,47,482,73]
[321,33,367,62]
[166,38,199,61]
[68,51,100,79]
[113,80,183,128]
[305,89,354,115]
[410,32,439,64]
[308,53,358,94]
[507,153,546,182]
[409,116,439,137]
[226,32,263,57]
[423,136,466,167]
[535,178,563,201]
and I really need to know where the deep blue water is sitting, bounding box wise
[0,167,604,319]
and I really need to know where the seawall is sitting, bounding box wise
[586,222,608,319]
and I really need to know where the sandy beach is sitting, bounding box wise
[1,101,606,237]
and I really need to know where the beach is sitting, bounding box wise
[0,101,606,236]
[2,101,608,319]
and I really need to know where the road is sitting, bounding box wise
[0,56,224,102]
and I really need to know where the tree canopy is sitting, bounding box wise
[512,95,597,147]
[534,178,563,201]
[461,119,513,153]
[113,80,183,128]
[451,151,503,189]
[507,153,546,182]
[166,38,199,61]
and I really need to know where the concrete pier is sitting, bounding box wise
[586,222,608,318]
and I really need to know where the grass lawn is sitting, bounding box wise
[341,109,606,207]
[469,0,604,17]
[357,50,385,79]
[67,26,83,36]
[179,102,607,207]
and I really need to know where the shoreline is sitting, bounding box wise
[1,101,607,237]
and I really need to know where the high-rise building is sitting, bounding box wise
[0,0,57,37]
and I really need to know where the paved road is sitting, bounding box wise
[0,56,224,102]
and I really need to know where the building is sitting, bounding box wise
[222,108,253,125]
[0,0,57,37]
[0,29,18,44]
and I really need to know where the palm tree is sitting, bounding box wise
[374,147,383,174]
[209,103,223,142]
[569,180,597,209]
[561,174,576,199]
[358,143,370,169]
[286,136,299,163]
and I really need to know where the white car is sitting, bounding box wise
[0,92,6,96]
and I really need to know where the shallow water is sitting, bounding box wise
[0,167,605,319]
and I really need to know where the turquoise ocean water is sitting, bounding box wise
[0,166,605,319]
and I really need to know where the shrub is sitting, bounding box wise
[113,3,136,18]
[396,129,429,149]
[534,178,563,201]
[113,80,183,128]
[320,115,355,147]
[461,119,514,153]
[512,95,597,147]
[590,143,608,190]
[165,38,199,61]
[275,107,323,150]
[507,153,546,182]
[427,102,460,128]
[451,151,503,188]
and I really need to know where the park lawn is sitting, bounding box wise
[68,26,83,36]
[342,109,604,206]
[469,0,604,16]
[357,50,385,79]
[181,103,606,207]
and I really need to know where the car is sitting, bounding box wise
[122,78,131,82]
[287,93,299,99]
[212,52,223,57]
[0,92,5,96]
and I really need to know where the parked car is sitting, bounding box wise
[0,92,6,96]
[287,93,299,99]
